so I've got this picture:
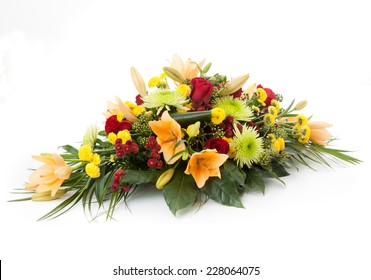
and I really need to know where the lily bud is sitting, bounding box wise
[182,151,189,161]
[163,67,185,84]
[219,74,250,95]
[83,124,98,147]
[32,190,66,201]
[186,121,200,138]
[131,67,147,97]
[295,100,308,111]
[156,169,175,189]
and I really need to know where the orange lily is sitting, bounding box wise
[185,149,229,188]
[25,154,72,196]
[148,111,185,164]
[103,96,137,123]
[308,121,332,146]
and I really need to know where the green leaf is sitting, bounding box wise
[60,145,78,156]
[203,167,244,208]
[163,169,198,215]
[223,160,246,186]
[121,170,159,185]
[271,160,290,177]
[170,111,211,126]
[244,167,266,194]
[95,167,114,206]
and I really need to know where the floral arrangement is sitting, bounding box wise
[12,55,360,220]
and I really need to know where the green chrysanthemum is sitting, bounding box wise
[143,90,189,114]
[232,124,264,168]
[214,96,252,121]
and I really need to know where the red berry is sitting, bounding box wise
[122,185,130,192]
[224,129,234,138]
[155,161,163,169]
[226,116,234,124]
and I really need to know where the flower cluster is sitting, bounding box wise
[14,55,360,220]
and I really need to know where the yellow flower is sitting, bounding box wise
[297,114,308,126]
[264,114,275,126]
[211,107,226,125]
[271,100,281,111]
[148,76,160,88]
[117,111,124,122]
[109,155,115,162]
[124,101,136,109]
[176,84,192,96]
[117,130,131,144]
[148,111,185,164]
[228,146,237,159]
[177,103,192,113]
[296,125,311,144]
[25,154,72,196]
[85,163,100,178]
[268,106,278,117]
[185,149,229,188]
[256,88,267,106]
[159,72,167,79]
[78,144,93,161]
[272,138,285,152]
[252,105,260,113]
[108,132,117,145]
[90,153,101,165]
[132,105,146,116]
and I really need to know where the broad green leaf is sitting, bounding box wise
[163,169,198,215]
[121,170,159,185]
[203,167,244,208]
[271,160,290,177]
[60,145,78,156]
[223,160,246,186]
[245,167,266,194]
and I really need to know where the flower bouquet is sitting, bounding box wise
[12,55,360,220]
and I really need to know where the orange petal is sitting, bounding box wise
[189,164,210,188]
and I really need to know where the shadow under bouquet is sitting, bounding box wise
[12,55,360,220]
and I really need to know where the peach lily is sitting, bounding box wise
[185,149,229,188]
[308,121,333,146]
[103,96,137,123]
[148,111,185,164]
[25,154,72,196]
[170,54,205,80]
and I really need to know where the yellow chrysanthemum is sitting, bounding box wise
[160,72,167,79]
[271,100,280,111]
[256,88,267,106]
[132,105,146,116]
[148,76,160,88]
[108,132,117,145]
[117,111,124,122]
[90,153,101,165]
[124,101,136,109]
[228,146,237,159]
[211,107,226,125]
[264,114,275,126]
[252,105,260,113]
[177,103,192,113]
[268,106,278,117]
[296,125,311,144]
[85,163,100,178]
[297,114,308,126]
[176,84,192,97]
[117,130,131,144]
[78,144,93,161]
[109,155,115,162]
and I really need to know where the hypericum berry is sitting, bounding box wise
[147,158,156,168]
[226,116,234,124]
[122,185,130,192]
[155,143,161,152]
[224,129,234,138]
[131,142,139,153]
[155,161,163,169]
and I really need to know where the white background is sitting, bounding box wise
[1,0,370,279]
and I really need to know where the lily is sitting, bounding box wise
[185,149,229,188]
[148,111,186,164]
[170,54,205,80]
[308,121,332,146]
[103,96,137,123]
[26,154,72,196]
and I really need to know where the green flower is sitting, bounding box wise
[232,124,263,168]
[214,96,252,121]
[143,90,189,114]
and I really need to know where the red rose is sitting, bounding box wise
[105,115,132,134]
[257,84,276,107]
[190,77,213,104]
[205,138,230,154]
[232,88,243,99]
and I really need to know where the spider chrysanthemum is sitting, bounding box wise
[232,124,263,168]
[214,96,252,121]
[143,90,189,114]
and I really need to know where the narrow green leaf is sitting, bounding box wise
[163,169,198,215]
[59,145,78,156]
